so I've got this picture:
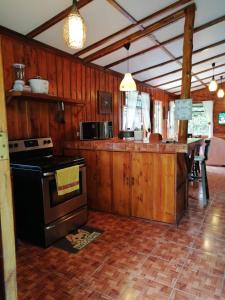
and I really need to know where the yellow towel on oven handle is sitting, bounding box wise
[55,165,79,196]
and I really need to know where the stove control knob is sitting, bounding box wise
[47,140,51,144]
[43,140,48,144]
[14,143,18,148]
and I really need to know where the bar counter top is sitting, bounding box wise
[64,138,202,154]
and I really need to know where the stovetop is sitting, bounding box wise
[10,155,85,172]
[9,137,85,172]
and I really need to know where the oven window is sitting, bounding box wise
[49,171,82,207]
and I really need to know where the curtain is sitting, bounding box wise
[168,101,179,139]
[154,100,163,134]
[141,92,151,131]
[202,100,214,138]
[126,91,138,130]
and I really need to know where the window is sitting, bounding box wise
[122,91,150,131]
[153,100,163,134]
[167,101,178,139]
[188,101,213,137]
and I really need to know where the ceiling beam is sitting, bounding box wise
[145,61,225,83]
[75,0,192,57]
[26,0,93,38]
[166,70,225,91]
[153,62,225,88]
[105,14,225,69]
[133,39,225,77]
[83,6,188,63]
[143,38,225,83]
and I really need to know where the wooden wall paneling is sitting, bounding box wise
[47,52,61,153]
[24,44,41,138]
[90,68,96,122]
[71,61,78,140]
[63,57,73,144]
[95,69,100,121]
[2,37,18,140]
[12,39,27,139]
[37,48,50,138]
[85,66,91,121]
[81,64,86,121]
[113,77,119,135]
[112,151,131,216]
[99,70,106,121]
[108,73,114,125]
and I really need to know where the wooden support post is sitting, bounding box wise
[178,4,195,142]
[0,35,18,300]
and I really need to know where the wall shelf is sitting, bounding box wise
[6,91,85,106]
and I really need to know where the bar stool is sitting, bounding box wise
[191,140,211,206]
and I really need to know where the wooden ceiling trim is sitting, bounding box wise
[153,62,225,88]
[105,14,225,69]
[26,0,93,38]
[134,38,225,76]
[166,70,225,91]
[75,0,192,57]
[83,6,188,63]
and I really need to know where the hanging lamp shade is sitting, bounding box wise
[217,76,224,98]
[120,73,137,91]
[208,62,218,92]
[119,43,136,92]
[63,0,86,49]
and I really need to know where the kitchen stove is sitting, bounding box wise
[9,137,87,247]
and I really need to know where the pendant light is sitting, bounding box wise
[120,43,137,92]
[63,0,86,49]
[217,76,225,98]
[208,62,218,92]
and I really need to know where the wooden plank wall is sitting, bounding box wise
[2,33,174,154]
[191,83,225,139]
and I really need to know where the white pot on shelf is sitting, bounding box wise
[29,77,49,94]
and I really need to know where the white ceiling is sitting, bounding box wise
[0,0,225,95]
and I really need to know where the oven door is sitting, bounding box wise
[42,165,87,224]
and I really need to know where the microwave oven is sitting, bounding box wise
[80,121,113,140]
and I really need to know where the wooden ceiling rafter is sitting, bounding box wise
[26,0,93,38]
[166,70,225,91]
[152,62,225,88]
[82,5,191,63]
[75,0,192,57]
[134,40,225,77]
[105,14,225,69]
[106,1,204,89]
[143,38,225,83]
[145,61,225,83]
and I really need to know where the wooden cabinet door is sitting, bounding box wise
[151,153,176,223]
[131,152,154,219]
[79,150,97,210]
[95,151,112,212]
[112,152,131,216]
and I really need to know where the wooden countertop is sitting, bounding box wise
[64,138,203,154]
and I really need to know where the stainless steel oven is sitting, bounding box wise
[9,137,87,247]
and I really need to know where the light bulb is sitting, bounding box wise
[120,73,137,91]
[208,79,218,92]
[217,88,225,98]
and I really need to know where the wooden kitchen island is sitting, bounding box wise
[64,138,202,224]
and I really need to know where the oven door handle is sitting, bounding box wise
[43,164,85,177]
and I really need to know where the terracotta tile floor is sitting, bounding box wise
[16,166,225,300]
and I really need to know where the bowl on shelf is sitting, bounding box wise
[29,77,49,94]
